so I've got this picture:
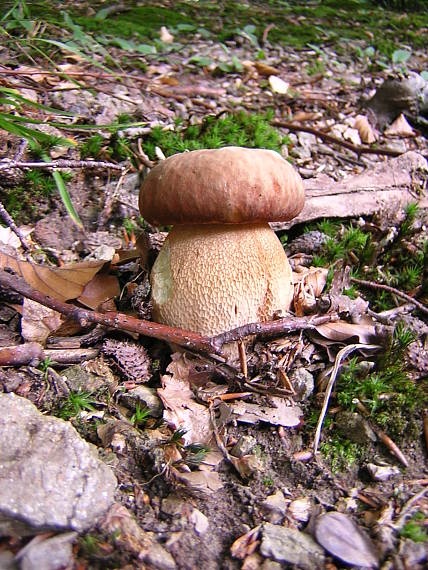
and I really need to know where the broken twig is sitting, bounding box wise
[0,268,336,356]
[351,277,428,317]
[0,159,124,171]
[271,120,404,157]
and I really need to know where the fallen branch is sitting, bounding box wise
[351,277,428,317]
[271,119,403,157]
[0,67,150,84]
[0,200,30,251]
[0,268,335,357]
[0,159,124,171]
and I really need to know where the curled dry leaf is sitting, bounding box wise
[160,26,174,43]
[314,511,379,568]
[268,75,289,94]
[157,353,213,445]
[230,526,261,560]
[354,115,378,144]
[312,320,378,344]
[0,252,111,304]
[293,266,328,316]
[254,61,281,76]
[384,113,415,137]
[169,466,223,494]
[21,299,63,343]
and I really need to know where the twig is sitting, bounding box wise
[0,159,124,172]
[0,67,150,84]
[0,269,337,356]
[0,200,30,251]
[314,343,380,454]
[354,399,409,467]
[271,120,404,157]
[393,488,428,530]
[351,277,428,316]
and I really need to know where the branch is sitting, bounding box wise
[351,277,428,316]
[0,269,335,356]
[271,120,403,157]
[0,159,124,171]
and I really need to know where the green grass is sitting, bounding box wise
[399,512,428,543]
[130,404,151,428]
[57,391,97,420]
[320,436,361,473]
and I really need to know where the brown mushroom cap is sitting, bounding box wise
[139,147,304,226]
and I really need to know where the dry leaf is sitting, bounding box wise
[292,111,322,122]
[254,62,281,76]
[101,504,151,556]
[230,397,302,427]
[21,299,63,343]
[268,75,289,94]
[354,115,378,143]
[170,467,223,494]
[78,270,120,309]
[157,353,213,445]
[0,252,105,302]
[313,320,377,344]
[230,526,261,560]
[294,266,328,315]
[384,113,415,137]
[314,512,379,568]
[0,227,30,249]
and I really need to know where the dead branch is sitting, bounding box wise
[351,277,428,316]
[0,67,150,84]
[0,268,336,356]
[0,159,124,172]
[271,119,403,157]
[0,200,30,251]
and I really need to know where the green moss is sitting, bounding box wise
[400,512,428,543]
[320,436,362,473]
[141,111,288,160]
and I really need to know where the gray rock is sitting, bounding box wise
[261,490,287,524]
[143,542,176,570]
[61,365,105,393]
[0,393,116,536]
[119,385,163,418]
[230,435,257,458]
[399,539,427,565]
[289,368,314,401]
[335,411,377,444]
[260,523,325,569]
[17,532,77,570]
[366,463,401,481]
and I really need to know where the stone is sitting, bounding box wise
[230,435,258,458]
[335,411,377,444]
[119,385,163,418]
[260,523,325,569]
[0,393,117,536]
[61,365,105,393]
[143,542,176,570]
[17,532,77,570]
[366,463,401,481]
[289,368,314,401]
[261,491,287,523]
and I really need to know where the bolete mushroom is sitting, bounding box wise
[139,147,304,337]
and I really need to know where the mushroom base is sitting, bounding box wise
[150,223,294,337]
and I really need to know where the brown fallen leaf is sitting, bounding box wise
[158,353,214,445]
[230,526,261,560]
[312,320,378,344]
[294,266,328,316]
[354,115,378,144]
[21,299,63,343]
[314,512,379,568]
[384,113,415,137]
[254,61,281,76]
[170,466,223,494]
[229,397,302,428]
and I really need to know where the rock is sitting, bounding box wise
[17,532,77,570]
[61,364,105,393]
[119,385,163,418]
[0,393,116,536]
[230,435,258,458]
[289,368,314,401]
[399,539,427,566]
[260,523,325,569]
[366,463,401,481]
[190,508,209,535]
[261,561,282,570]
[288,497,312,523]
[261,491,288,523]
[335,411,377,444]
[143,542,176,570]
[0,550,15,570]
[286,231,329,255]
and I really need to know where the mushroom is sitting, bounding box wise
[139,147,304,337]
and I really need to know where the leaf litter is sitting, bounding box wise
[0,1,427,568]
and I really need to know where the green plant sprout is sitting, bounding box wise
[57,391,97,420]
[130,404,151,427]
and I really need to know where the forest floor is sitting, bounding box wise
[0,1,427,569]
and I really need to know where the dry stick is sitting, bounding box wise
[271,120,404,157]
[0,269,335,356]
[0,159,124,172]
[313,343,380,454]
[351,277,428,317]
[354,399,409,468]
[0,200,30,252]
[0,67,151,84]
